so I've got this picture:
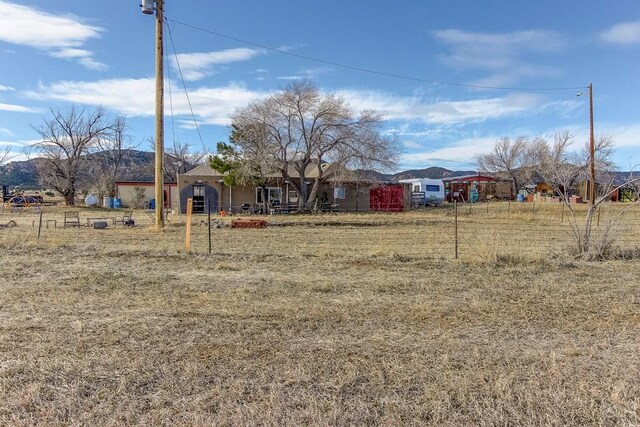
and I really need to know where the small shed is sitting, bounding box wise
[443,173,498,203]
[369,184,411,212]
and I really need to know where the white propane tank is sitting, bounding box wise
[141,0,154,14]
[85,193,98,207]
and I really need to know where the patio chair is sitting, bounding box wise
[114,210,135,227]
[63,211,80,228]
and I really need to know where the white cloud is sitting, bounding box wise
[401,137,496,167]
[277,75,305,80]
[0,85,15,91]
[0,102,36,113]
[432,28,566,86]
[0,0,105,70]
[337,89,543,125]
[600,21,640,45]
[402,140,423,150]
[173,48,266,81]
[28,78,265,126]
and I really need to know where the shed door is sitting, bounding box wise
[192,185,205,214]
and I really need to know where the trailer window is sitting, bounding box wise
[425,185,440,192]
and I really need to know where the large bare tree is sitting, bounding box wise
[31,105,112,205]
[163,139,205,183]
[474,136,533,196]
[86,115,132,197]
[229,80,399,208]
[535,131,639,258]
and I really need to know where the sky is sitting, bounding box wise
[0,0,639,172]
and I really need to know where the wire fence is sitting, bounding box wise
[2,201,640,261]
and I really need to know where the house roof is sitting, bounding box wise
[181,162,369,182]
[442,173,496,182]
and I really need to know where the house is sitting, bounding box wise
[176,163,411,214]
[115,181,179,210]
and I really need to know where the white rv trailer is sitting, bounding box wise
[398,178,445,206]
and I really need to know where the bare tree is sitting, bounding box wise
[474,136,533,196]
[0,146,12,166]
[535,131,640,259]
[163,139,205,183]
[230,80,399,209]
[86,115,132,197]
[30,105,112,205]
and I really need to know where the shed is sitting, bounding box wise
[369,184,411,212]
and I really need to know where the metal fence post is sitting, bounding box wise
[454,200,459,259]
[208,199,212,254]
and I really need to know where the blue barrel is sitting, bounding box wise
[149,198,155,209]
[103,196,113,208]
[113,198,122,208]
[517,194,525,203]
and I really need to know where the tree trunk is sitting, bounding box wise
[64,190,75,206]
[298,171,308,210]
[307,179,321,209]
[260,186,268,213]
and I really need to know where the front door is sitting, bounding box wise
[192,184,205,213]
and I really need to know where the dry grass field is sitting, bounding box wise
[1,204,639,426]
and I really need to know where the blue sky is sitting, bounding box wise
[1,0,639,171]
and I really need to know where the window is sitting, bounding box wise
[256,187,282,204]
[425,185,440,192]
[333,186,346,200]
[413,185,421,192]
[193,185,204,197]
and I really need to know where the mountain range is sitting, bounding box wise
[0,150,477,189]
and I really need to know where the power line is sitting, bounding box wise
[164,18,208,154]
[166,17,586,92]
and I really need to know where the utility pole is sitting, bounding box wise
[154,0,165,228]
[142,0,165,228]
[578,83,596,206]
[588,83,595,207]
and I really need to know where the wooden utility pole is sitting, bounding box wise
[588,83,596,207]
[154,0,165,228]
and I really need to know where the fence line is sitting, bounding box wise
[2,201,640,261]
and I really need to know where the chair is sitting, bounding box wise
[115,210,134,227]
[63,211,80,228]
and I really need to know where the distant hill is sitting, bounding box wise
[391,167,477,180]
[1,152,479,190]
[0,150,157,189]
[356,167,478,182]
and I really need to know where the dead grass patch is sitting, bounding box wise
[0,206,639,425]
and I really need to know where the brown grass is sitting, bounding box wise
[0,204,639,425]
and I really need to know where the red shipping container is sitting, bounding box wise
[370,185,405,212]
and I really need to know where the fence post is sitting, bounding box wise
[185,198,193,253]
[208,199,212,254]
[454,200,459,259]
[486,200,489,214]
[508,199,511,214]
[37,210,43,240]
[468,200,472,214]
[561,202,564,223]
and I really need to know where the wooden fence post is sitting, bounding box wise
[185,198,193,252]
[37,210,43,240]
